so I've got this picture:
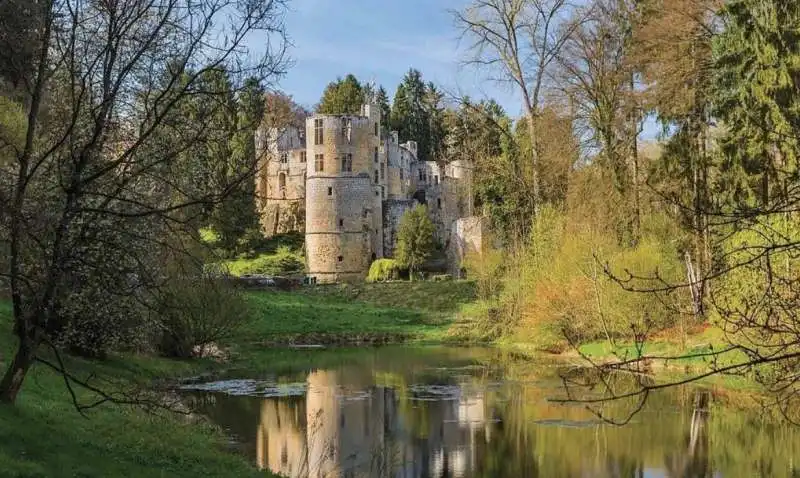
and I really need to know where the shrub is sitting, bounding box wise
[367,259,402,282]
[232,246,305,276]
[452,204,687,349]
[155,278,249,358]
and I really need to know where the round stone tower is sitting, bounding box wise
[305,104,383,283]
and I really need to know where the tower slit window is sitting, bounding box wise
[300,151,306,163]
[374,147,378,163]
[314,118,324,145]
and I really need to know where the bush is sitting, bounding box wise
[453,204,687,349]
[367,259,402,282]
[228,246,305,277]
[155,278,250,358]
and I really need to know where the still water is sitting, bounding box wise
[181,346,800,478]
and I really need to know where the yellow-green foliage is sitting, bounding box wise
[222,245,304,276]
[459,205,688,350]
[367,258,402,282]
[463,236,504,300]
[712,214,800,350]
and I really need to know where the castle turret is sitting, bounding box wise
[305,105,383,283]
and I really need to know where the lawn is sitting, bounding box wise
[0,301,276,478]
[240,281,476,344]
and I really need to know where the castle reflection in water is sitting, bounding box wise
[256,370,491,478]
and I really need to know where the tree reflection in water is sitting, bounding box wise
[182,346,800,478]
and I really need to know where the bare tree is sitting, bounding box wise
[454,0,582,217]
[0,0,288,404]
[556,0,643,243]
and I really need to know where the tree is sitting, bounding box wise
[317,74,364,115]
[557,0,643,243]
[391,69,428,155]
[211,76,266,252]
[556,0,800,424]
[634,0,720,315]
[455,0,581,219]
[375,86,392,136]
[712,0,800,207]
[390,69,447,162]
[395,205,436,280]
[424,82,448,162]
[0,0,288,404]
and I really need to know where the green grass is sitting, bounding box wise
[241,284,473,344]
[0,302,275,478]
[220,249,304,277]
[293,281,476,313]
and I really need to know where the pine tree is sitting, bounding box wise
[390,82,409,137]
[390,69,447,162]
[375,86,391,135]
[713,0,800,206]
[424,82,447,162]
[317,74,364,115]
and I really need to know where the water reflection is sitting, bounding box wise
[183,347,800,478]
[253,369,495,477]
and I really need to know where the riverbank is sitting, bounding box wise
[240,281,475,345]
[0,281,758,475]
[0,281,473,476]
[0,301,279,477]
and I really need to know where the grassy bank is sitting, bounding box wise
[0,281,476,476]
[0,300,275,477]
[239,281,475,345]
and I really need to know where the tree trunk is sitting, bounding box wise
[525,111,541,216]
[630,74,641,245]
[0,341,36,404]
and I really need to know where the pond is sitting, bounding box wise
[181,346,800,477]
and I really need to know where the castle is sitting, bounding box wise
[255,102,483,283]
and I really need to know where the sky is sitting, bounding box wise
[251,0,659,139]
[259,0,524,115]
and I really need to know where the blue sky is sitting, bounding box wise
[254,0,659,138]
[262,0,523,115]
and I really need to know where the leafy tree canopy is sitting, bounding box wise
[395,204,436,279]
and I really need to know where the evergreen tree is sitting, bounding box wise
[390,69,447,161]
[424,82,447,162]
[213,77,265,251]
[712,0,800,206]
[317,74,364,115]
[375,85,391,135]
[391,82,409,137]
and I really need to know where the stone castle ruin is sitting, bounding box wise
[255,102,482,283]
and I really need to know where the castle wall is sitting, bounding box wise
[446,216,488,276]
[304,109,382,283]
[255,127,307,236]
